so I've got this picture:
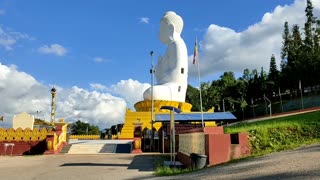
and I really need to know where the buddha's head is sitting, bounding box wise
[159,11,183,44]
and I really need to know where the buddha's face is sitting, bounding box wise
[159,20,172,44]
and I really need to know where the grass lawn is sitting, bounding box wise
[154,111,320,176]
[225,111,320,155]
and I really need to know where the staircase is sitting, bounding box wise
[66,140,133,154]
[59,144,72,154]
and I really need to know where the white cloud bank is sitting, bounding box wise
[109,79,150,107]
[90,79,150,108]
[0,63,149,129]
[38,44,67,56]
[189,0,320,78]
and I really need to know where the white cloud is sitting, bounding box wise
[0,26,32,50]
[57,86,127,129]
[0,9,5,16]
[94,57,107,62]
[38,44,67,56]
[189,0,320,78]
[0,63,130,129]
[90,83,107,91]
[139,17,150,24]
[109,79,150,108]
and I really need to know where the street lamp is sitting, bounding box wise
[150,50,155,152]
[264,95,272,117]
[160,106,181,165]
[50,87,57,126]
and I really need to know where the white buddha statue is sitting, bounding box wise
[143,11,188,102]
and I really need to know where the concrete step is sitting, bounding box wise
[66,140,134,154]
[60,144,72,154]
[67,143,133,154]
[68,144,104,154]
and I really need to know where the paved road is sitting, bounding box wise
[0,144,319,180]
[149,143,320,180]
[0,153,160,180]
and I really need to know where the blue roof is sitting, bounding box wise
[155,112,237,122]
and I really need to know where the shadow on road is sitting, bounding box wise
[60,163,129,167]
[128,154,165,172]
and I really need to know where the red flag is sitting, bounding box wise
[193,39,198,64]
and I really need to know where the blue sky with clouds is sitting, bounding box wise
[1,0,319,129]
[1,0,295,87]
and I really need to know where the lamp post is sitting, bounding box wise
[264,95,272,117]
[150,50,155,152]
[299,80,304,109]
[35,110,41,120]
[50,87,57,126]
[160,106,181,165]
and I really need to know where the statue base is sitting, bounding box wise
[134,100,192,112]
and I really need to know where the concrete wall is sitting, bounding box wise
[12,112,34,130]
[177,127,251,168]
[0,141,47,155]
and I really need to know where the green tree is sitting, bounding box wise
[186,84,200,111]
[267,54,280,97]
[304,0,315,52]
[314,20,320,81]
[280,21,292,92]
[303,0,316,88]
[70,120,100,135]
[281,21,291,68]
[217,72,239,111]
[241,68,251,82]
[286,24,303,93]
[246,69,259,104]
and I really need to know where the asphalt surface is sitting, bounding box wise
[0,153,160,180]
[0,144,319,180]
[149,143,320,180]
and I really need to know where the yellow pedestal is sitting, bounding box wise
[118,100,192,139]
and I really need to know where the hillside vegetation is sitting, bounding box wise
[225,111,320,155]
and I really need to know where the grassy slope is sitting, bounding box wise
[154,111,320,176]
[225,111,320,155]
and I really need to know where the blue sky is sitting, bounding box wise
[1,0,319,129]
[1,0,295,88]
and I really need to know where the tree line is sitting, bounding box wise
[186,0,320,117]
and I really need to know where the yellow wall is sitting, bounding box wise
[118,109,163,139]
[118,100,216,139]
[0,127,48,142]
[118,110,217,139]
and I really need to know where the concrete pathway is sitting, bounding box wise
[67,140,134,154]
[0,153,161,180]
[0,144,319,180]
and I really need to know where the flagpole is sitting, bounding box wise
[194,37,204,128]
[197,58,204,128]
